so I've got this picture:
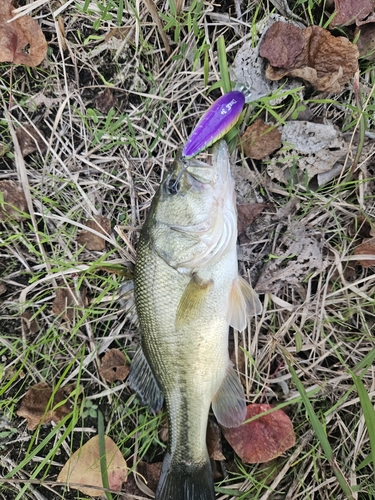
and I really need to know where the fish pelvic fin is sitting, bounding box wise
[211,364,246,427]
[156,452,215,500]
[226,276,262,331]
[128,347,164,413]
[175,273,213,331]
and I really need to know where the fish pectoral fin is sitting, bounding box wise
[226,276,262,331]
[175,274,213,331]
[211,364,246,427]
[128,347,164,413]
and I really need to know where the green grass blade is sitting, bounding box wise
[98,410,113,500]
[217,36,231,93]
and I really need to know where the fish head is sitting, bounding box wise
[145,140,237,269]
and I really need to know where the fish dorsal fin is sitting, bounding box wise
[128,347,164,413]
[226,276,262,331]
[211,364,246,427]
[175,274,213,331]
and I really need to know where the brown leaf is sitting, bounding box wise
[137,461,162,493]
[57,435,128,496]
[77,215,111,251]
[258,21,305,69]
[0,0,47,67]
[52,286,86,322]
[221,404,295,464]
[331,0,375,27]
[354,238,375,268]
[20,310,39,335]
[241,120,281,160]
[260,23,359,93]
[0,180,28,222]
[17,382,73,430]
[206,418,225,461]
[356,23,375,60]
[0,282,7,296]
[348,215,374,238]
[100,349,129,382]
[15,124,46,157]
[95,88,118,114]
[237,203,270,235]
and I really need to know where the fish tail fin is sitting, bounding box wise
[156,452,215,500]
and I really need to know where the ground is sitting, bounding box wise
[0,0,375,499]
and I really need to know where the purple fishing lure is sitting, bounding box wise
[182,90,245,158]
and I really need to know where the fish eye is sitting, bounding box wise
[166,178,180,195]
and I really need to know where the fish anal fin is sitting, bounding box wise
[211,364,246,427]
[226,276,262,331]
[175,274,213,331]
[128,347,164,413]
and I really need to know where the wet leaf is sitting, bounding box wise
[354,238,375,268]
[331,0,375,27]
[20,310,39,335]
[15,124,46,157]
[57,435,128,496]
[241,120,281,159]
[221,404,295,464]
[100,349,129,382]
[0,180,28,222]
[77,215,111,251]
[260,22,359,93]
[0,0,47,67]
[237,203,270,235]
[17,382,73,430]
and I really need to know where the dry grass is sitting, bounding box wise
[1,0,375,499]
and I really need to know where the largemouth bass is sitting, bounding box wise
[129,140,262,500]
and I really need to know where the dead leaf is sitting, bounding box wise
[137,461,162,493]
[20,310,39,335]
[331,0,375,27]
[57,435,128,496]
[100,349,129,382]
[241,120,281,159]
[0,0,47,67]
[52,287,86,322]
[0,282,7,296]
[77,215,111,251]
[206,418,225,461]
[0,180,28,222]
[354,238,375,267]
[260,22,359,93]
[356,23,375,60]
[95,88,118,114]
[221,404,295,464]
[15,124,46,157]
[17,382,73,430]
[258,21,305,69]
[237,203,270,235]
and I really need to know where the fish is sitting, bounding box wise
[182,91,245,159]
[128,140,262,500]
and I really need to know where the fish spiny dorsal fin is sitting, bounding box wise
[175,273,213,331]
[211,363,246,427]
[226,276,262,331]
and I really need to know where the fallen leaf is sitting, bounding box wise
[0,282,7,296]
[57,435,128,496]
[258,21,305,69]
[15,124,46,157]
[77,215,111,251]
[95,88,118,114]
[221,404,295,464]
[241,120,281,159]
[348,215,375,238]
[237,203,270,235]
[331,0,375,27]
[356,23,375,60]
[206,418,225,461]
[0,0,47,67]
[354,238,375,267]
[137,461,162,493]
[100,349,129,382]
[20,310,39,335]
[260,22,359,93]
[0,180,28,221]
[17,382,73,430]
[52,286,86,322]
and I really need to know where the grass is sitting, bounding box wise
[0,0,375,499]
